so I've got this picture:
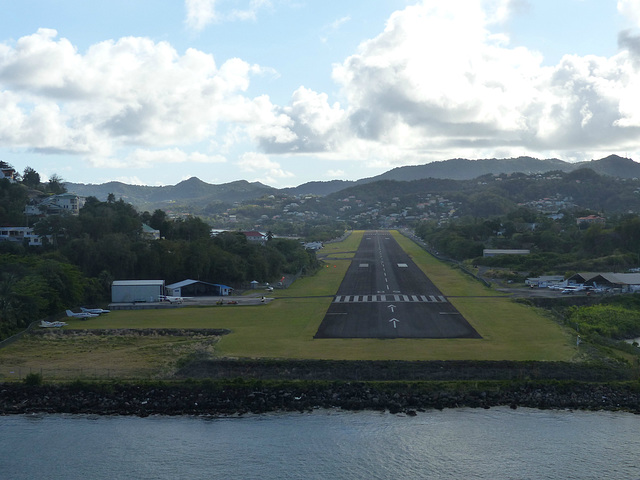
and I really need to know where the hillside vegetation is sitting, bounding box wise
[0,167,317,339]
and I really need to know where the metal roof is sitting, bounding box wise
[166,279,232,289]
[112,280,165,286]
[593,273,640,285]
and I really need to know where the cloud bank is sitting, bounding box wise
[257,0,640,165]
[2,0,640,186]
[0,28,275,162]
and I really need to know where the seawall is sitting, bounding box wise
[2,380,640,417]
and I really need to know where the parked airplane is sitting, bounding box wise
[80,307,110,314]
[561,285,585,294]
[40,320,67,328]
[158,295,184,304]
[65,309,99,318]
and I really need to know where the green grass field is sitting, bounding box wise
[0,230,578,380]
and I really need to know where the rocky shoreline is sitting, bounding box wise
[2,380,640,417]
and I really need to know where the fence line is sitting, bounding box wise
[0,366,157,381]
[399,228,492,288]
[0,320,42,350]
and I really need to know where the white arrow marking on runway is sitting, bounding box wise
[389,318,400,328]
[387,304,396,313]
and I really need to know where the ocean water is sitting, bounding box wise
[1,408,639,480]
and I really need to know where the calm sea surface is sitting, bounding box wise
[1,408,639,480]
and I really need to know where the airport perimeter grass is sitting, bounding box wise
[0,230,577,380]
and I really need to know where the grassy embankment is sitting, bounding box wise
[0,230,576,381]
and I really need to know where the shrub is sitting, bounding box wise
[24,372,43,386]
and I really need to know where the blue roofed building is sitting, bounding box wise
[166,279,233,297]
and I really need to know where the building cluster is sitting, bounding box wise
[527,272,640,294]
[111,279,234,305]
[521,194,575,214]
[0,193,87,246]
[333,193,460,228]
[0,191,162,246]
[207,191,462,231]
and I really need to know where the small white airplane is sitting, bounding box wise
[66,309,99,318]
[40,320,67,328]
[80,306,110,314]
[158,295,183,304]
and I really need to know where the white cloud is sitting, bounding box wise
[114,176,146,186]
[185,0,218,31]
[255,86,347,153]
[326,169,345,178]
[91,148,227,169]
[618,0,640,27]
[184,0,272,31]
[320,15,351,43]
[0,29,267,164]
[228,0,272,21]
[236,151,294,184]
[255,0,640,167]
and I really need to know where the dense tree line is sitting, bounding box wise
[0,254,103,338]
[415,209,640,275]
[50,198,318,285]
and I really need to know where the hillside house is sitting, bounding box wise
[243,231,266,245]
[1,166,17,182]
[0,226,49,247]
[25,193,86,217]
[577,215,606,226]
[141,224,160,240]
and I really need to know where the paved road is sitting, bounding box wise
[314,231,481,339]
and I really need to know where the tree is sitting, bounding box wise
[0,179,29,225]
[46,173,67,195]
[22,167,41,189]
[33,214,81,248]
[166,216,211,241]
[148,209,170,237]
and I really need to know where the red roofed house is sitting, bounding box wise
[577,215,606,226]
[243,231,267,245]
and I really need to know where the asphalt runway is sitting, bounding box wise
[314,231,481,339]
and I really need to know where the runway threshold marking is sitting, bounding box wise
[333,295,448,303]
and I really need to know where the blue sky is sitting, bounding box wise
[1,0,640,187]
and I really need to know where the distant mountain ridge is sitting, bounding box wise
[65,155,640,210]
[65,178,276,211]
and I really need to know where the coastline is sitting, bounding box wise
[3,379,640,417]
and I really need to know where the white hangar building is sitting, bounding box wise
[111,280,165,303]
